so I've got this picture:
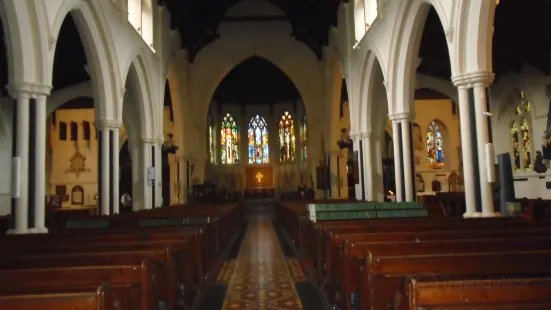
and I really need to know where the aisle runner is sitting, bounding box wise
[222,219,303,309]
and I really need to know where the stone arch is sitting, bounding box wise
[166,63,186,156]
[455,0,496,74]
[357,51,389,137]
[415,74,458,103]
[390,0,455,114]
[123,57,154,141]
[46,82,92,116]
[49,0,120,120]
[192,33,323,127]
[0,1,38,86]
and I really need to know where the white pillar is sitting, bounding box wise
[401,118,414,201]
[100,128,110,216]
[351,135,363,200]
[155,141,162,207]
[10,91,30,234]
[111,126,120,214]
[373,136,385,201]
[456,86,477,217]
[391,119,403,202]
[473,83,497,217]
[31,95,48,233]
[142,139,153,210]
[362,133,374,201]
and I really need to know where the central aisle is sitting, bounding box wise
[222,218,304,309]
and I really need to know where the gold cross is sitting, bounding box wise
[255,172,264,183]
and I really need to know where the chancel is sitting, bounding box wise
[2,0,551,309]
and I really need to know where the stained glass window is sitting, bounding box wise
[302,116,308,161]
[511,91,532,170]
[208,117,215,164]
[511,121,520,170]
[426,120,444,168]
[220,113,239,165]
[279,111,296,163]
[248,115,269,164]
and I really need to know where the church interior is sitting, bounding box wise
[2,0,551,309]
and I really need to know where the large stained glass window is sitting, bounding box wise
[279,111,296,163]
[220,113,239,165]
[511,91,532,171]
[208,117,215,164]
[302,116,308,161]
[248,115,269,164]
[426,120,444,168]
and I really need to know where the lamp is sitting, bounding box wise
[336,128,353,149]
[162,133,179,154]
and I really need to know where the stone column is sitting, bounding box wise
[142,139,153,210]
[400,116,415,202]
[111,123,121,214]
[7,89,30,234]
[155,140,163,208]
[351,133,363,200]
[100,125,110,215]
[454,84,477,217]
[472,74,498,217]
[30,94,49,233]
[373,135,385,201]
[361,133,374,201]
[390,118,403,202]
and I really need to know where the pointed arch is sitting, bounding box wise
[248,115,269,164]
[220,113,239,165]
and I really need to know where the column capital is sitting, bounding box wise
[451,71,495,88]
[388,112,414,122]
[359,132,372,139]
[141,138,156,144]
[95,119,122,130]
[7,82,52,99]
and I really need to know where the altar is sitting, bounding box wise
[245,166,275,199]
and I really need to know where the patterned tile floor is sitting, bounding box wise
[222,218,304,309]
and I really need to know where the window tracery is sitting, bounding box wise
[279,112,296,163]
[248,115,269,164]
[510,91,533,170]
[220,113,239,165]
[426,120,444,168]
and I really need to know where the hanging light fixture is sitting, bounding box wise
[162,133,179,154]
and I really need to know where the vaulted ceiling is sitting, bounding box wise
[159,0,341,62]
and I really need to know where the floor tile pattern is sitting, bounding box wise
[222,218,304,309]
[217,261,236,284]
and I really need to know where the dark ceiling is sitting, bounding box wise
[159,0,341,62]
[419,0,551,81]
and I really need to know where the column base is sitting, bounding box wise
[28,227,49,234]
[482,211,501,218]
[6,228,29,235]
[463,212,483,218]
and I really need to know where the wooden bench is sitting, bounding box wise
[407,277,551,309]
[0,259,158,310]
[0,284,117,310]
[358,250,551,310]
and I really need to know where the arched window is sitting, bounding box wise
[248,115,269,164]
[208,117,215,164]
[220,113,239,165]
[279,112,296,163]
[426,120,444,168]
[302,116,308,161]
[128,0,154,50]
[510,91,532,170]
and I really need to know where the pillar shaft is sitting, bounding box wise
[457,87,477,217]
[100,129,110,215]
[14,92,30,233]
[111,127,120,214]
[362,134,374,201]
[32,96,48,233]
[401,119,414,201]
[391,120,403,202]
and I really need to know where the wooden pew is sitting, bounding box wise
[407,277,551,309]
[0,284,117,310]
[358,250,551,310]
[0,259,157,310]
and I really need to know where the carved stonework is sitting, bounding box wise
[65,150,91,178]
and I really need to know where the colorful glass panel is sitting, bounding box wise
[208,119,214,164]
[427,121,444,168]
[511,121,520,170]
[220,113,239,165]
[302,116,308,161]
[279,111,296,163]
[521,118,531,169]
[248,115,269,164]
